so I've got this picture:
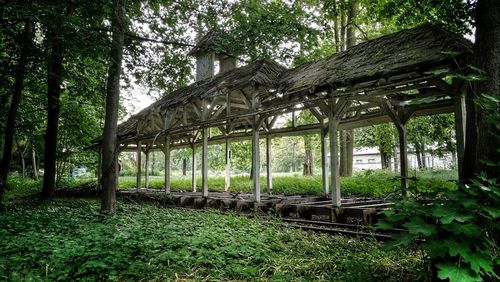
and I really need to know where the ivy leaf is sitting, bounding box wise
[403,217,437,236]
[436,263,482,282]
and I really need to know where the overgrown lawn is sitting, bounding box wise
[0,198,422,281]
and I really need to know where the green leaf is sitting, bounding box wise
[436,263,482,282]
[445,223,482,237]
[403,217,437,236]
[481,207,500,219]
[443,240,471,260]
[464,251,495,275]
[421,240,448,258]
[431,205,473,224]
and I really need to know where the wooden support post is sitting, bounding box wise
[453,88,466,178]
[397,126,409,196]
[225,137,231,192]
[252,121,261,202]
[191,143,197,192]
[266,133,272,194]
[328,112,341,207]
[201,127,209,197]
[136,141,142,192]
[144,148,150,189]
[383,101,412,196]
[320,126,329,196]
[164,136,171,194]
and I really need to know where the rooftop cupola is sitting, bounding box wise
[188,31,238,81]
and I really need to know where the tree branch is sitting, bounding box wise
[124,32,195,48]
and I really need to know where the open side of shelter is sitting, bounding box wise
[93,24,472,208]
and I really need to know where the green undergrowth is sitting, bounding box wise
[0,198,422,281]
[118,169,457,197]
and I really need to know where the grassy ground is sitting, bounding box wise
[119,169,457,197]
[0,197,423,281]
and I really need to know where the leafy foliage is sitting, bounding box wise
[377,176,500,281]
[0,198,422,281]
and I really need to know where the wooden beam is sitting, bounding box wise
[382,101,411,196]
[320,126,329,196]
[164,136,171,194]
[144,148,150,189]
[453,82,466,177]
[136,141,142,192]
[191,142,197,192]
[266,133,272,194]
[225,137,231,192]
[201,127,209,197]
[328,113,340,207]
[252,119,261,202]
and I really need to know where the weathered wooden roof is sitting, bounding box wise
[117,59,286,139]
[107,24,472,148]
[279,24,471,96]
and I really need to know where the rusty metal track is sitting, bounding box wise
[281,218,397,241]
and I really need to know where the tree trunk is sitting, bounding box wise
[333,0,340,53]
[41,20,65,199]
[0,20,32,202]
[473,0,500,178]
[415,144,422,169]
[339,1,357,177]
[303,135,313,176]
[420,143,427,168]
[32,146,38,180]
[182,158,187,176]
[340,5,346,51]
[101,0,126,213]
[151,151,155,176]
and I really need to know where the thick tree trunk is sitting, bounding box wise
[101,0,126,213]
[0,20,32,202]
[473,0,500,177]
[41,21,65,199]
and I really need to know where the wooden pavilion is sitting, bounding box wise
[95,24,472,207]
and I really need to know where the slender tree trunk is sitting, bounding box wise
[340,5,346,51]
[101,0,126,213]
[0,20,33,202]
[473,0,500,177]
[303,135,313,176]
[41,21,65,199]
[415,144,423,169]
[333,0,340,53]
[32,146,38,180]
[420,143,427,168]
[182,158,187,176]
